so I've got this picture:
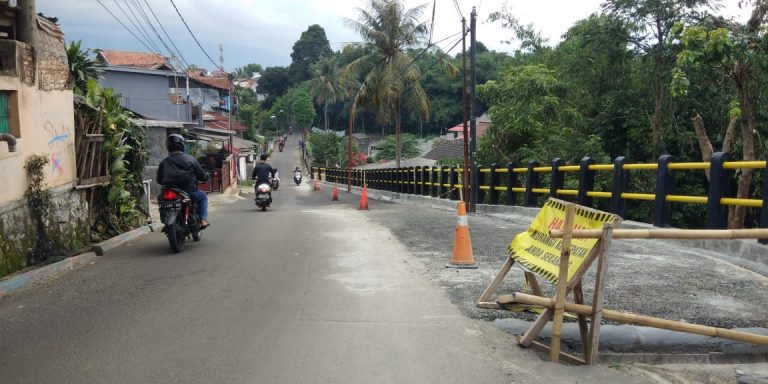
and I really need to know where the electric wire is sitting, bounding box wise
[452,0,464,22]
[126,0,189,70]
[141,0,192,69]
[95,0,157,53]
[119,0,164,54]
[169,0,225,72]
[110,0,160,54]
[429,0,436,45]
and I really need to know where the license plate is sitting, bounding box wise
[160,202,181,209]
[258,194,269,199]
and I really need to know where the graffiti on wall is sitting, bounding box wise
[44,121,71,177]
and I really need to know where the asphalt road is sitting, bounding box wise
[0,136,654,384]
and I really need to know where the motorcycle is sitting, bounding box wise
[293,170,302,185]
[271,171,280,190]
[158,187,202,253]
[254,182,272,211]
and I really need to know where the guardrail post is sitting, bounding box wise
[525,161,540,207]
[431,166,439,197]
[506,162,517,206]
[760,154,768,244]
[449,166,459,200]
[474,165,484,204]
[550,158,565,200]
[414,166,422,195]
[438,166,448,199]
[318,168,323,181]
[611,156,629,218]
[490,163,500,205]
[408,167,415,194]
[577,156,595,207]
[653,154,675,227]
[310,166,315,180]
[422,166,430,196]
[706,152,732,229]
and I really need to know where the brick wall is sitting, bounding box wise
[36,28,68,91]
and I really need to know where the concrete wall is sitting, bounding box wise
[0,183,89,276]
[0,80,76,205]
[103,70,191,122]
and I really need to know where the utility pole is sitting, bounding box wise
[469,7,478,212]
[461,17,470,206]
[347,87,354,192]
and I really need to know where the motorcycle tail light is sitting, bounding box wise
[162,189,178,200]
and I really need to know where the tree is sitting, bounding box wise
[602,0,717,156]
[477,64,605,164]
[235,63,263,78]
[306,131,342,166]
[66,40,103,94]
[289,25,333,84]
[257,66,291,108]
[671,1,768,228]
[343,0,434,168]
[307,57,345,131]
[290,89,316,129]
[374,133,420,161]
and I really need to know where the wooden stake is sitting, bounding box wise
[476,257,514,307]
[549,203,575,362]
[506,292,768,346]
[585,223,614,365]
[550,228,768,240]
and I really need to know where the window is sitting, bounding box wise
[0,91,9,134]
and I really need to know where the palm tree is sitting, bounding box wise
[343,0,431,168]
[66,40,103,94]
[307,57,345,131]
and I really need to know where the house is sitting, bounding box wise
[97,50,193,123]
[447,113,491,139]
[235,73,259,93]
[0,7,88,276]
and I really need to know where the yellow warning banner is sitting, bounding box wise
[508,199,619,284]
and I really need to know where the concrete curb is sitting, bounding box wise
[0,252,98,299]
[495,318,768,362]
[92,225,153,256]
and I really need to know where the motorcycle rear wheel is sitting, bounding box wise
[167,222,186,253]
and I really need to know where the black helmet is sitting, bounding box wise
[166,133,185,152]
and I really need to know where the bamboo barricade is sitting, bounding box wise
[499,292,768,346]
[549,228,768,240]
[477,199,622,365]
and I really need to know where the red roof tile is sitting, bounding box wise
[98,50,172,70]
[187,70,231,91]
[204,114,247,132]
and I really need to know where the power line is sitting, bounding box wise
[95,0,157,53]
[168,0,224,72]
[452,0,464,22]
[127,0,190,70]
[141,0,192,69]
[110,0,160,54]
[118,0,164,54]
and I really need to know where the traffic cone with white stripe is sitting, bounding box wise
[447,201,478,268]
[332,186,339,201]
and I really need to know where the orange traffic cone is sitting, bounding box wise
[447,202,478,269]
[359,184,369,210]
[313,180,320,192]
[332,186,339,201]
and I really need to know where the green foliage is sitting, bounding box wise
[307,131,342,166]
[80,79,148,237]
[66,40,103,94]
[258,66,291,107]
[289,89,316,129]
[24,154,58,264]
[374,134,420,161]
[478,64,606,165]
[289,24,333,84]
[235,63,263,78]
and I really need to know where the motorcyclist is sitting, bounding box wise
[251,153,277,196]
[156,133,210,228]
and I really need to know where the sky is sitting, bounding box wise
[37,0,751,73]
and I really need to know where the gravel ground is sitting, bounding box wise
[355,197,768,330]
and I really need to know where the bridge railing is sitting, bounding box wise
[311,152,768,243]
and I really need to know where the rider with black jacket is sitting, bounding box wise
[156,134,210,228]
[251,154,276,196]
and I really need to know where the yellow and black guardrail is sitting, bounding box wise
[311,152,768,244]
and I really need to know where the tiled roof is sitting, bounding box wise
[188,70,230,91]
[98,50,172,70]
[204,113,246,132]
[446,113,492,138]
[423,139,466,161]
